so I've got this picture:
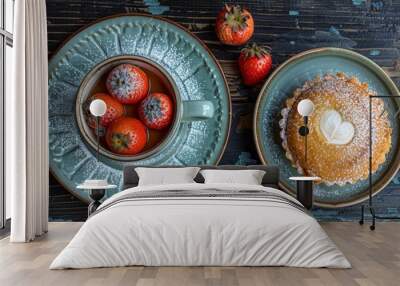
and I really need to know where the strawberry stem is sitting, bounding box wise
[241,42,271,59]
[223,4,250,32]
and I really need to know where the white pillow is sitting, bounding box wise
[200,169,266,185]
[135,167,200,186]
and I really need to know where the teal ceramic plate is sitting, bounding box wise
[254,48,400,208]
[49,14,231,201]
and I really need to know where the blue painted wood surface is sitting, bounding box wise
[47,0,400,221]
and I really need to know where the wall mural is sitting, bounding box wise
[47,0,400,220]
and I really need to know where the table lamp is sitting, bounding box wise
[89,99,107,162]
[297,99,314,163]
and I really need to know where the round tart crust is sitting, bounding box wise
[279,72,392,185]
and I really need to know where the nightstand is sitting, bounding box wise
[77,182,117,216]
[289,176,321,210]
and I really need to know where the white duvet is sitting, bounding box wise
[50,183,351,269]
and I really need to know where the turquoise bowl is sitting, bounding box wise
[254,48,400,208]
[48,14,231,201]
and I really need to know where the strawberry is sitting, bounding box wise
[138,93,174,130]
[86,93,125,129]
[105,117,148,155]
[106,64,149,104]
[215,4,254,46]
[238,43,272,86]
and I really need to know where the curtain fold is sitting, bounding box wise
[8,0,49,242]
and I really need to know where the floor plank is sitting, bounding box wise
[0,222,399,286]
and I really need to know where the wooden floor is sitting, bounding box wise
[0,222,399,286]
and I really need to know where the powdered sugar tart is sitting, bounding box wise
[280,72,392,185]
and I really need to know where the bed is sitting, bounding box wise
[50,165,350,269]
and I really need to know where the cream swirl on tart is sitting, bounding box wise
[279,73,392,185]
[319,109,355,145]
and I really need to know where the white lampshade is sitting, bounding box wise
[89,99,107,117]
[297,99,314,117]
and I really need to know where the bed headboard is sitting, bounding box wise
[123,165,280,190]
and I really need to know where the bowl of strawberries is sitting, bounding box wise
[76,55,179,160]
[76,55,215,161]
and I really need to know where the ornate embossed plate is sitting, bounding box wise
[254,48,400,208]
[49,15,231,201]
